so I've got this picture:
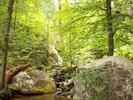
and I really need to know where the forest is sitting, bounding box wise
[0,0,133,100]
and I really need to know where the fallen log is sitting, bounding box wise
[5,64,31,85]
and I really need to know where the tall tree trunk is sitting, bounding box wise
[13,0,18,32]
[69,32,72,68]
[58,0,61,10]
[0,0,15,89]
[46,20,50,64]
[106,0,114,56]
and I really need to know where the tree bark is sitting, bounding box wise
[106,0,114,56]
[0,0,15,89]
[13,0,18,32]
[58,0,61,10]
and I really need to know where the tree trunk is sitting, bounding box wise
[13,0,18,32]
[106,0,114,56]
[0,0,15,89]
[58,0,61,10]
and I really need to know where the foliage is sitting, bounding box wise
[0,85,14,99]
[53,0,133,69]
[0,0,58,70]
[0,0,133,98]
[0,0,133,79]
[9,83,18,92]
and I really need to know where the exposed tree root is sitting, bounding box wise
[4,64,31,85]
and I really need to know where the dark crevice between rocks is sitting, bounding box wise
[53,68,76,98]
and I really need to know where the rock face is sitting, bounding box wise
[74,56,133,100]
[49,46,63,67]
[11,70,57,95]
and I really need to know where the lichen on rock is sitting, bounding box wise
[74,56,133,100]
[11,70,57,95]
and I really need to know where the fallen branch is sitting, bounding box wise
[5,64,31,85]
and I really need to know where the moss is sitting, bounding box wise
[43,80,56,93]
[39,77,49,81]
[31,80,56,94]
[34,88,44,94]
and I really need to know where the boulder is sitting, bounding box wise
[74,56,133,100]
[11,70,57,95]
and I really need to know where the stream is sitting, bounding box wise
[11,94,73,100]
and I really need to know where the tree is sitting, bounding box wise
[53,0,133,67]
[1,0,15,89]
[0,0,58,68]
[106,0,114,56]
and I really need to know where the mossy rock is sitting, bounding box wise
[11,70,57,95]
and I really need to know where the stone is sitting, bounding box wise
[74,56,133,100]
[49,46,63,67]
[11,70,57,95]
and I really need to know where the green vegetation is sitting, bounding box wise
[0,0,133,71]
[0,0,133,97]
[0,84,18,99]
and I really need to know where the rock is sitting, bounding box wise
[69,87,75,98]
[74,56,133,100]
[64,79,74,91]
[5,64,31,85]
[49,46,63,67]
[55,79,74,98]
[11,70,57,95]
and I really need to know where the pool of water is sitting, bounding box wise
[11,94,73,100]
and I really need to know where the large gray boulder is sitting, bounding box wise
[11,70,57,95]
[74,56,133,100]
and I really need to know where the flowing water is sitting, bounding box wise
[11,94,73,100]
